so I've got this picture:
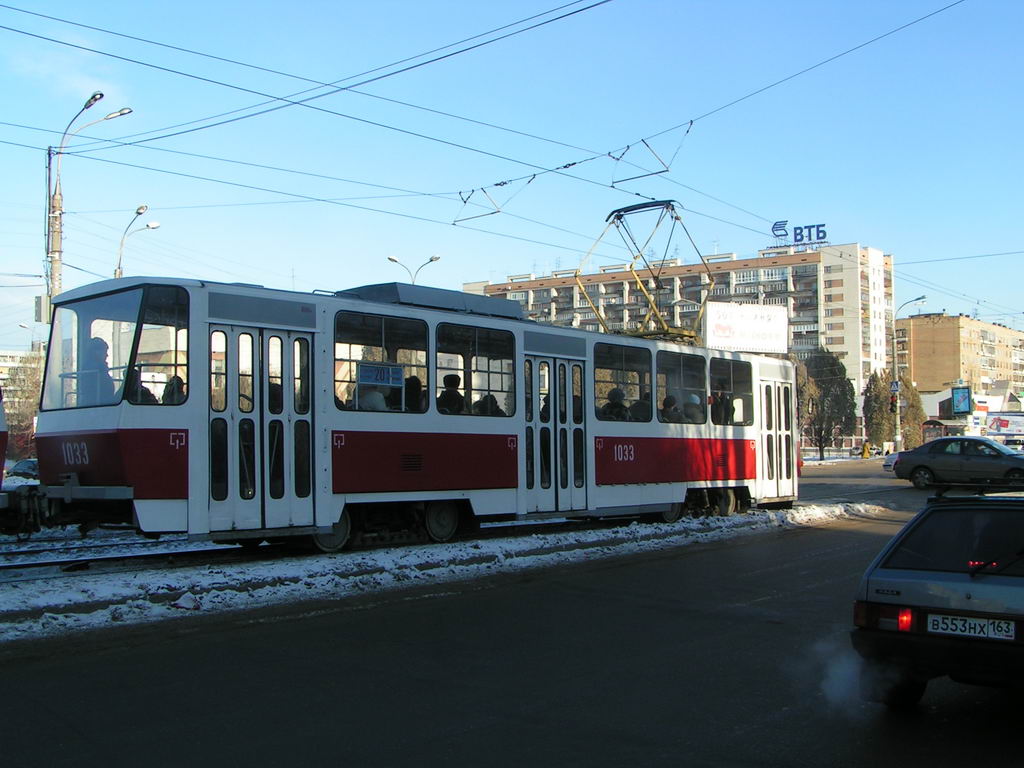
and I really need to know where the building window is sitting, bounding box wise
[734,269,758,284]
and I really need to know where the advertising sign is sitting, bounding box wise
[951,386,972,415]
[704,302,788,354]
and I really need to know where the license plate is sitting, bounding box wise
[927,614,1016,641]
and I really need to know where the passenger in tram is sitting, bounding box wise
[682,393,705,423]
[660,395,681,423]
[358,385,388,411]
[78,337,115,407]
[629,391,652,421]
[540,394,550,422]
[437,374,465,414]
[600,388,630,421]
[473,393,506,417]
[404,375,424,413]
[710,391,733,424]
[162,374,186,405]
[125,368,158,404]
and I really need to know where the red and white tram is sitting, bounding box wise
[10,277,797,548]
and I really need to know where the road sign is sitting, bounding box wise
[890,381,901,392]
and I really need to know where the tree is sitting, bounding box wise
[804,349,856,460]
[899,372,926,450]
[862,371,895,446]
[5,348,43,459]
[790,355,819,436]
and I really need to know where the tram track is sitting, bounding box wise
[0,513,717,586]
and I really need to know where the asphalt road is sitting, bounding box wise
[2,462,1021,767]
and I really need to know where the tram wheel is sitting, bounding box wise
[424,501,460,543]
[658,503,685,524]
[716,489,737,517]
[311,511,352,553]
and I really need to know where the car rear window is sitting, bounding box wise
[883,506,1024,575]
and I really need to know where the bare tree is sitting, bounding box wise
[5,349,43,459]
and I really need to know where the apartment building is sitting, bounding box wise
[897,313,1024,395]
[471,242,894,395]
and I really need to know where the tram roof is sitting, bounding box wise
[54,276,523,321]
[336,282,523,320]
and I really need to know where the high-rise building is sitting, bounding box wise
[897,313,1024,395]
[470,242,894,396]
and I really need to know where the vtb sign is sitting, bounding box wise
[772,221,827,244]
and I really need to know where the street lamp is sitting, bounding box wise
[387,254,440,284]
[892,294,927,452]
[114,220,160,279]
[46,92,132,300]
[115,206,159,278]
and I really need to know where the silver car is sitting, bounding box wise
[893,436,1024,489]
[851,496,1024,708]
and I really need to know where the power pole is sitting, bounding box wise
[46,146,63,300]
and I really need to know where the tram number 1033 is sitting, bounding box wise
[613,443,636,462]
[61,441,91,466]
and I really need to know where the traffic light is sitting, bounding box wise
[889,394,898,414]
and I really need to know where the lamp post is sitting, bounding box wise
[115,206,159,278]
[893,294,927,452]
[387,255,440,284]
[46,92,132,301]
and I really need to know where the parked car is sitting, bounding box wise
[882,452,901,473]
[892,436,1024,489]
[851,495,1024,708]
[1002,437,1024,453]
[7,458,38,479]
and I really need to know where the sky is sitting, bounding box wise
[1,0,1021,350]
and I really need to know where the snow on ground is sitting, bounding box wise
[0,502,877,644]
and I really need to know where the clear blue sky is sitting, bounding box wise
[1,0,1020,350]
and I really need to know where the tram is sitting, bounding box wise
[3,277,798,549]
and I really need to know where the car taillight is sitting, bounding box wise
[898,608,913,632]
[854,601,915,632]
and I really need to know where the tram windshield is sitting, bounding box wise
[41,285,189,410]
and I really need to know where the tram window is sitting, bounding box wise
[540,426,552,489]
[136,285,189,406]
[785,434,793,479]
[559,429,569,489]
[210,331,227,412]
[573,428,585,488]
[572,364,583,425]
[238,334,255,413]
[766,435,775,480]
[558,365,567,424]
[709,358,754,426]
[268,420,285,499]
[655,351,705,424]
[525,360,533,422]
[436,324,515,417]
[210,418,228,501]
[538,361,550,423]
[334,311,427,413]
[294,421,311,497]
[594,342,651,422]
[526,426,535,489]
[239,418,256,500]
[41,284,188,410]
[783,385,792,431]
[294,338,310,415]
[764,385,773,430]
[268,336,284,415]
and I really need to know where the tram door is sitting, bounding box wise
[759,378,796,499]
[523,356,588,514]
[208,326,315,532]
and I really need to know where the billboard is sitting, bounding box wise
[704,302,788,354]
